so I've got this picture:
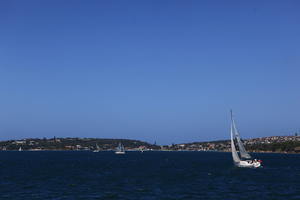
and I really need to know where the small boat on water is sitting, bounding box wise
[93,143,100,152]
[18,146,22,151]
[115,142,125,154]
[230,110,262,168]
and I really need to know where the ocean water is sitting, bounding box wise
[0,151,299,200]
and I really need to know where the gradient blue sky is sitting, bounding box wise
[0,0,299,144]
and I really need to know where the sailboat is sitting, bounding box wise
[93,143,100,152]
[230,111,262,168]
[115,142,125,154]
[18,146,22,151]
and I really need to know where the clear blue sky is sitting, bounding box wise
[0,0,299,144]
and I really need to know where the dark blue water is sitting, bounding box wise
[0,151,299,199]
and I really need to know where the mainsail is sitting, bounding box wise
[231,111,251,159]
[231,122,240,164]
[117,143,125,152]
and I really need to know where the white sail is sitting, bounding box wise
[231,122,241,164]
[117,143,122,152]
[115,142,125,154]
[93,143,100,152]
[235,131,251,159]
[231,112,251,159]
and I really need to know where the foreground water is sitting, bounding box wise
[0,151,299,200]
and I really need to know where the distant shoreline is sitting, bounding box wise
[1,149,299,155]
[0,136,299,154]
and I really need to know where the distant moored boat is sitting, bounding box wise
[93,143,100,152]
[115,143,125,154]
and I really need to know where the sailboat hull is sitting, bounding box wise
[236,160,261,168]
[115,151,125,154]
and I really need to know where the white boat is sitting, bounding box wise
[93,143,100,152]
[115,142,125,154]
[230,111,262,168]
[18,146,22,151]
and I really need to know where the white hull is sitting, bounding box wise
[93,150,100,152]
[115,151,125,154]
[236,160,261,168]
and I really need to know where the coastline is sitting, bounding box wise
[1,149,299,155]
[0,136,299,154]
